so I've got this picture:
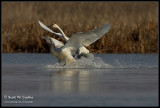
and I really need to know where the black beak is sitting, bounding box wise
[48,24,53,28]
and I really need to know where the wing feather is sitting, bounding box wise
[39,20,62,37]
[63,23,111,53]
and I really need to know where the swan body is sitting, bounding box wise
[39,21,111,65]
[39,21,91,58]
[41,36,76,64]
[52,24,93,58]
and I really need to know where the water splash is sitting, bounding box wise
[114,59,125,68]
[46,57,113,69]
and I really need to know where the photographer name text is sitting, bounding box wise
[4,95,34,100]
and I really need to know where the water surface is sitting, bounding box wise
[2,53,158,106]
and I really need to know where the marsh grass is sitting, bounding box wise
[2,2,158,53]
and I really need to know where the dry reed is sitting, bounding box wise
[2,1,158,53]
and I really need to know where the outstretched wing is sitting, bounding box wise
[62,23,111,52]
[39,20,62,37]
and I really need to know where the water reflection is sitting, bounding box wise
[50,69,99,95]
[2,65,158,97]
[2,65,111,96]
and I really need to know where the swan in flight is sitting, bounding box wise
[39,21,111,65]
[39,21,93,59]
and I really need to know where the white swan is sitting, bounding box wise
[40,23,111,65]
[41,36,76,64]
[39,21,93,59]
[52,24,94,59]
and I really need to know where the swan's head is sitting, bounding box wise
[41,36,52,45]
[52,24,59,29]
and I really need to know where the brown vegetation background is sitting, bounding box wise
[2,2,158,53]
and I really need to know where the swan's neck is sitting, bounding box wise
[49,39,55,53]
[56,26,69,42]
[50,43,55,53]
[49,38,55,47]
